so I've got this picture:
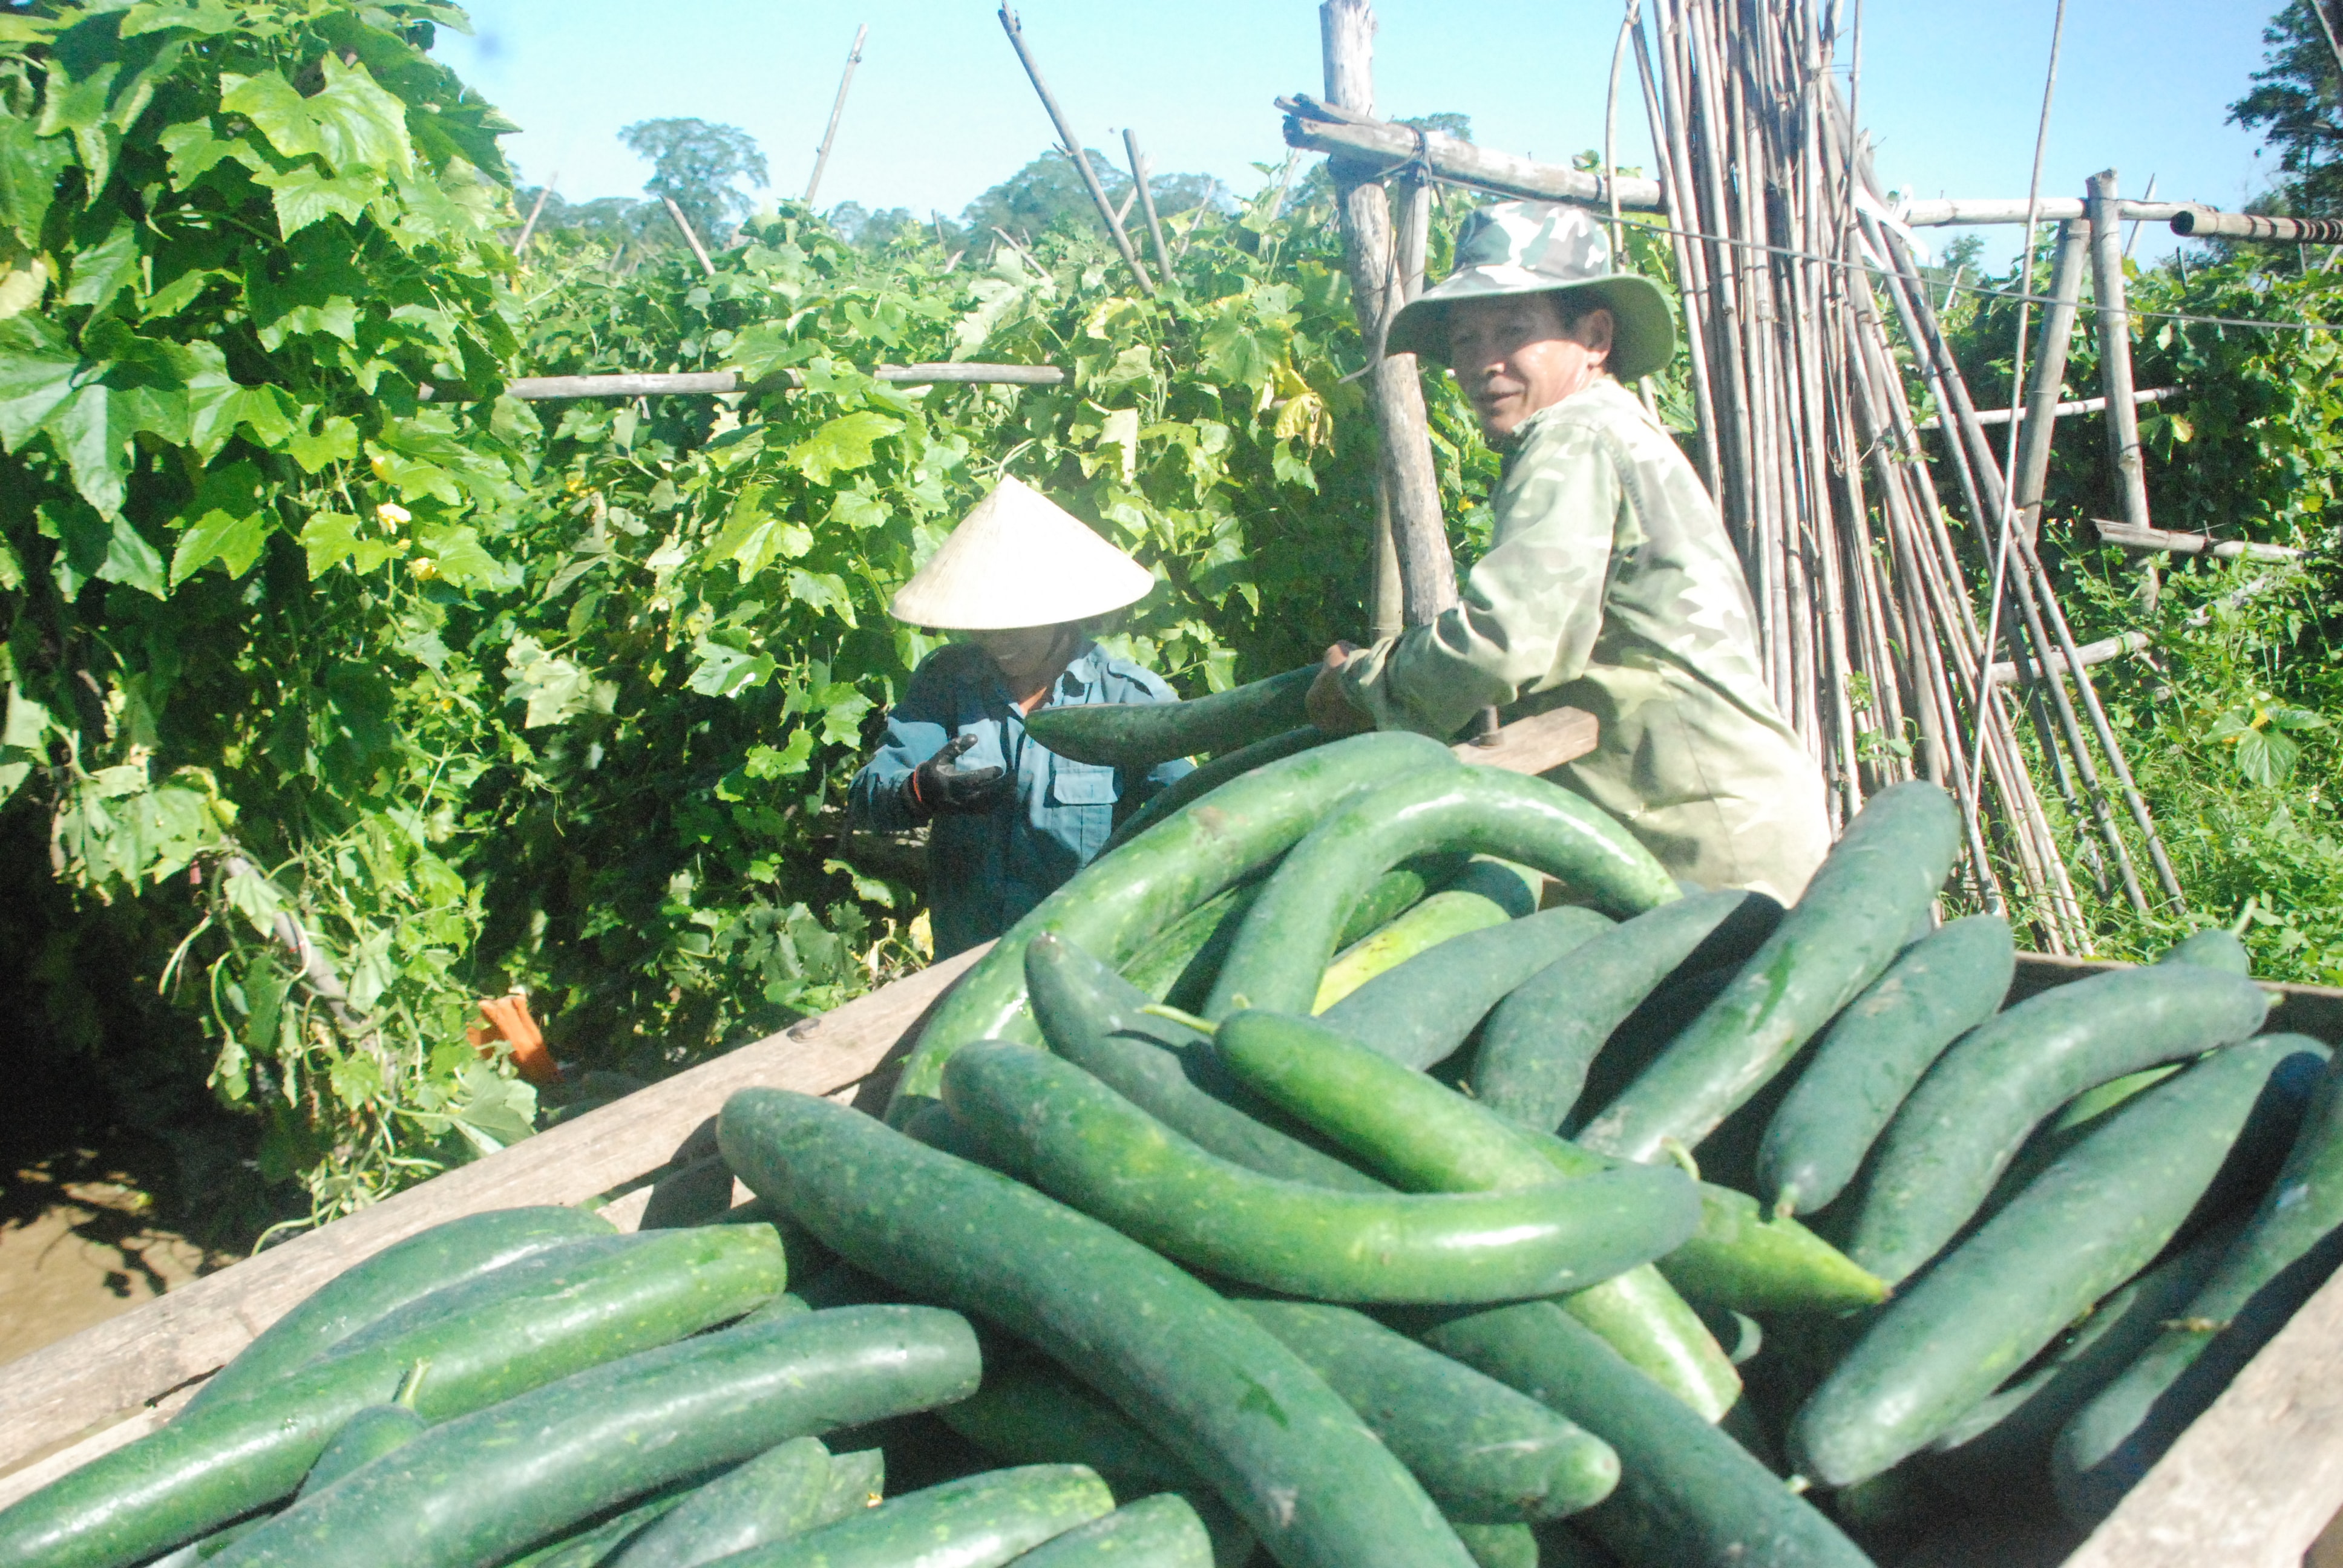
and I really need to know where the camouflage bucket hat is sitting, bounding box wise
[1386,200,1677,383]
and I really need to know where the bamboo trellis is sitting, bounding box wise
[1634,0,2186,952]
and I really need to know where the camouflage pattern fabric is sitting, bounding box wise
[1339,377,1829,902]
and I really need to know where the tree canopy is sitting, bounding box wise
[618,116,770,243]
[2232,1,2343,214]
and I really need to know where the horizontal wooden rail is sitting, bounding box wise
[424,364,1069,403]
[2095,520,2304,563]
[2172,208,2343,244]
[1916,387,2180,432]
[1987,630,2151,687]
[1279,95,1665,213]
[1895,197,2184,227]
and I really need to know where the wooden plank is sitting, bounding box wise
[2062,1261,2343,1568]
[0,945,985,1485]
[0,1388,197,1514]
[1455,706,1600,776]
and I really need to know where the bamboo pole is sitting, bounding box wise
[804,23,868,206]
[1319,0,1456,629]
[514,172,557,253]
[1122,129,1173,281]
[661,197,717,279]
[2088,171,2154,537]
[2010,220,2091,540]
[2171,207,2343,244]
[997,8,1155,296]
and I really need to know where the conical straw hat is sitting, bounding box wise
[889,475,1155,630]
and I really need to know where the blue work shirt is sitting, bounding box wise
[847,640,1194,959]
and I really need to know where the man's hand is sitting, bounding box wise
[1305,641,1375,736]
[903,733,1012,818]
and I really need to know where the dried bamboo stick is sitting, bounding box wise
[998,7,1155,296]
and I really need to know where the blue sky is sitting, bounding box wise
[434,2,2281,269]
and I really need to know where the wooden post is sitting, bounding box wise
[804,24,868,206]
[661,196,717,278]
[1122,129,1173,279]
[1321,0,1456,630]
[997,8,1155,296]
[2010,219,2089,541]
[2086,171,2152,537]
[1392,174,1431,303]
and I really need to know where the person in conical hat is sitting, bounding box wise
[847,477,1193,958]
[1306,201,1829,903]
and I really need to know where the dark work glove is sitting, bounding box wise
[902,733,1012,819]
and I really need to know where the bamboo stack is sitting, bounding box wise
[1634,0,2181,951]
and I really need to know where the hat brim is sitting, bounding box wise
[1387,269,1677,384]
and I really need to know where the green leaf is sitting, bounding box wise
[2236,727,2302,789]
[0,313,80,451]
[252,164,381,240]
[220,860,287,936]
[65,221,143,315]
[220,57,412,178]
[37,57,119,141]
[171,505,272,585]
[787,410,902,485]
[445,1061,537,1152]
[419,524,508,590]
[170,460,274,584]
[157,120,260,188]
[288,414,359,472]
[503,635,594,728]
[818,688,873,745]
[121,0,241,37]
[299,511,397,577]
[101,513,166,598]
[745,731,815,779]
[49,383,151,517]
[0,113,74,244]
[687,635,777,697]
[787,569,858,627]
[1201,315,1276,390]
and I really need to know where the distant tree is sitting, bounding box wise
[1938,233,1985,278]
[1397,111,1474,143]
[1149,172,1230,218]
[618,117,770,243]
[961,148,1133,243]
[2231,1,2343,215]
[827,202,923,252]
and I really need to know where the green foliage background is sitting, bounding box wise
[1938,238,2343,981]
[0,0,1530,1230]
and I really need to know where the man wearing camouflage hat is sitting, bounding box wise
[1306,201,1829,902]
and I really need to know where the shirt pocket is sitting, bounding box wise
[1049,760,1122,807]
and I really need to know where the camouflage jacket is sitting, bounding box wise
[1339,378,1829,901]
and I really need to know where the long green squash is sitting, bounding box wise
[1576,781,1962,1165]
[719,1088,1480,1568]
[889,731,1458,1122]
[1206,768,1680,1021]
[0,1228,787,1568]
[1023,666,1317,769]
[210,1308,978,1568]
[945,1042,1698,1303]
[186,1206,616,1414]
